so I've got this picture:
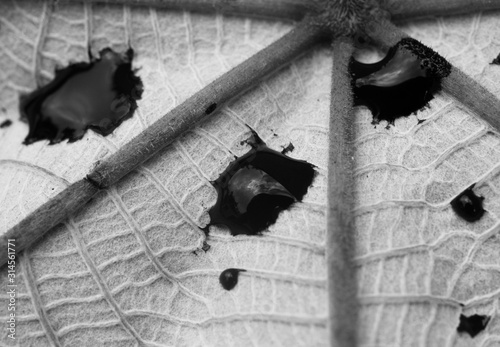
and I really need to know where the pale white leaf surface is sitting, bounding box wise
[0,1,500,346]
[355,12,500,347]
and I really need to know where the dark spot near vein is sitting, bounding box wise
[20,47,143,145]
[451,184,485,222]
[201,241,211,252]
[208,130,315,236]
[350,37,451,125]
[457,314,490,337]
[0,120,12,128]
[192,240,211,256]
[219,268,246,290]
[417,118,426,125]
[491,53,500,65]
[205,103,217,115]
[281,142,295,154]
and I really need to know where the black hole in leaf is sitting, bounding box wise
[205,103,217,115]
[208,130,315,236]
[20,47,143,145]
[219,268,246,290]
[349,37,451,125]
[0,120,12,128]
[457,314,490,337]
[450,184,485,222]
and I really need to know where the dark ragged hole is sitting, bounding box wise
[450,184,485,222]
[491,53,500,65]
[0,120,12,128]
[350,37,451,125]
[457,314,490,337]
[219,268,246,291]
[208,131,315,236]
[20,47,143,145]
[205,103,217,115]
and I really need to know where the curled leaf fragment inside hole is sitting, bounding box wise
[20,47,143,145]
[349,37,451,125]
[207,131,315,236]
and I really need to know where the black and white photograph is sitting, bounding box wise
[1,0,500,346]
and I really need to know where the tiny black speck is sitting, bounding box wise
[457,314,490,337]
[205,103,217,115]
[0,120,12,128]
[201,241,211,252]
[219,268,246,290]
[281,142,295,154]
[450,184,485,222]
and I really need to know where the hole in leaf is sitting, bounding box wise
[350,37,451,125]
[457,314,490,337]
[450,184,485,222]
[208,130,315,236]
[219,268,246,290]
[20,47,143,145]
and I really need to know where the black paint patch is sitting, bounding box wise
[208,131,315,236]
[350,37,451,125]
[219,268,246,290]
[205,103,217,115]
[0,120,12,128]
[451,184,485,222]
[491,53,500,65]
[457,314,490,337]
[20,47,143,145]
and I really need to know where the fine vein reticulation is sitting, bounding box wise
[5,1,500,346]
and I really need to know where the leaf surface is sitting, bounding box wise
[1,1,500,346]
[0,2,330,346]
[355,12,500,346]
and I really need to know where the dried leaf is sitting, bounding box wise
[1,1,500,346]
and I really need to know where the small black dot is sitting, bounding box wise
[219,268,246,291]
[450,184,485,222]
[457,314,490,337]
[205,103,217,115]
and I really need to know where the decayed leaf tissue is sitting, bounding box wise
[1,1,500,346]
